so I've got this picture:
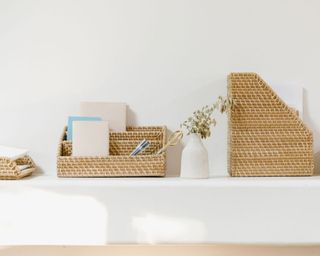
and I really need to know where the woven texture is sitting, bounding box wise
[228,73,314,177]
[57,126,166,177]
[0,156,36,180]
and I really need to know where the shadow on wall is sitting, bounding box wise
[303,89,320,175]
[314,151,320,176]
[127,106,138,127]
[166,129,184,177]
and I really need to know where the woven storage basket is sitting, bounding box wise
[228,73,314,177]
[57,126,166,177]
[0,156,36,180]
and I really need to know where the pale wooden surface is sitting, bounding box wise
[0,245,320,256]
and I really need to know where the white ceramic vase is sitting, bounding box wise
[180,134,209,179]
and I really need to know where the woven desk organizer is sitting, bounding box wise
[228,73,314,177]
[57,126,166,177]
[0,156,36,180]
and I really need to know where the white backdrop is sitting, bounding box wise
[1,0,320,176]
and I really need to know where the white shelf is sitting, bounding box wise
[1,174,320,245]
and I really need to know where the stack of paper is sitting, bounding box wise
[0,145,28,160]
[67,102,127,157]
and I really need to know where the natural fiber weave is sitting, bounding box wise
[57,126,166,177]
[0,156,36,180]
[228,73,314,177]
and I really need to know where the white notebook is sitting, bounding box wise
[72,121,109,157]
[0,145,28,160]
[80,102,127,132]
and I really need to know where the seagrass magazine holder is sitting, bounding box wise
[57,126,166,177]
[0,156,36,180]
[228,73,314,177]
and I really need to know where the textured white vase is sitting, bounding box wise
[180,134,209,179]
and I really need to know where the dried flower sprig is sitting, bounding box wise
[180,96,234,139]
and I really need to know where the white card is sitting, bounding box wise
[72,121,109,157]
[271,84,303,118]
[0,145,28,160]
[80,102,127,132]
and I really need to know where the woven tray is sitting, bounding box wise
[0,156,36,180]
[57,126,167,177]
[228,73,314,177]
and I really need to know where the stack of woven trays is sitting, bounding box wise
[0,156,36,180]
[228,73,314,177]
[57,126,166,177]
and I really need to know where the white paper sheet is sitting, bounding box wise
[271,84,303,118]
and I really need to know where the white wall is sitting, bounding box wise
[1,0,320,176]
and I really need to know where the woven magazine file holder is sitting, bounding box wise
[57,126,166,177]
[0,156,36,180]
[228,73,314,177]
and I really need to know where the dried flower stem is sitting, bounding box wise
[180,96,234,139]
